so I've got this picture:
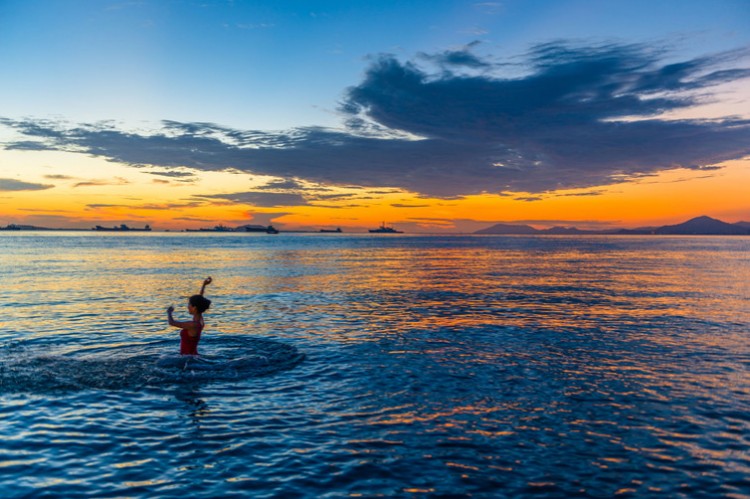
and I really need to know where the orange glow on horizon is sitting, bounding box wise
[1,144,748,232]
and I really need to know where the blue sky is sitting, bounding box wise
[2,0,748,130]
[1,0,749,230]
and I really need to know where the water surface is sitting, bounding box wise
[1,233,749,497]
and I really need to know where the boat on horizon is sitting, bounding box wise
[320,227,343,233]
[185,225,234,232]
[93,224,152,232]
[237,224,279,234]
[369,222,403,234]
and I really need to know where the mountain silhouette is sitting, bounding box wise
[474,223,538,235]
[655,216,749,235]
[475,216,750,235]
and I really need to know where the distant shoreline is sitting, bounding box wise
[2,230,749,236]
[2,215,749,236]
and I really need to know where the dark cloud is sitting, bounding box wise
[2,41,750,197]
[0,178,54,191]
[256,179,307,190]
[147,170,196,178]
[4,141,51,151]
[418,42,490,69]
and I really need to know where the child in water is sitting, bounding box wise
[167,277,212,355]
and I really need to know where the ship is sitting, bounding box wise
[320,227,342,233]
[237,224,278,233]
[369,222,403,234]
[93,224,152,232]
[186,225,234,232]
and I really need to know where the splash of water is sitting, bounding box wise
[0,336,305,392]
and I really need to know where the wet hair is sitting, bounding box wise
[189,294,211,314]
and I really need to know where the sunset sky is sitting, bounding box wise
[1,0,749,232]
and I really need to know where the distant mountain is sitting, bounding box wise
[475,223,598,235]
[475,223,538,235]
[474,215,750,236]
[655,216,749,235]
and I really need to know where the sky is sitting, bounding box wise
[1,0,749,232]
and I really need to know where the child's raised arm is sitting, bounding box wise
[166,305,194,329]
[199,276,212,296]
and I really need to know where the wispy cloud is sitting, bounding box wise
[146,170,196,178]
[391,203,431,208]
[514,196,544,202]
[473,2,504,14]
[2,40,749,198]
[86,201,205,210]
[202,191,308,207]
[0,178,54,191]
[74,177,130,188]
[44,174,76,180]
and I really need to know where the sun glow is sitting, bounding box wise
[1,144,748,232]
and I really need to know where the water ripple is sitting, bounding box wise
[1,234,749,497]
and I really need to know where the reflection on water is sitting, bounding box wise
[1,233,749,497]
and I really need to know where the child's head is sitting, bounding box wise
[189,294,211,314]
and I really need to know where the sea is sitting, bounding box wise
[1,232,748,498]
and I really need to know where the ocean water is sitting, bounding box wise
[1,232,749,498]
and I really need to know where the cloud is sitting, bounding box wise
[174,216,215,222]
[391,203,431,208]
[245,212,289,226]
[255,179,308,190]
[554,190,607,197]
[0,178,54,191]
[19,208,76,213]
[86,204,125,209]
[473,2,504,14]
[74,177,130,187]
[44,174,76,180]
[2,41,750,198]
[418,42,491,69]
[510,219,622,228]
[86,201,205,210]
[146,170,196,178]
[233,23,276,30]
[203,191,308,207]
[4,140,53,151]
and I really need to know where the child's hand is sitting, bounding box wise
[204,276,213,286]
[167,306,174,314]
